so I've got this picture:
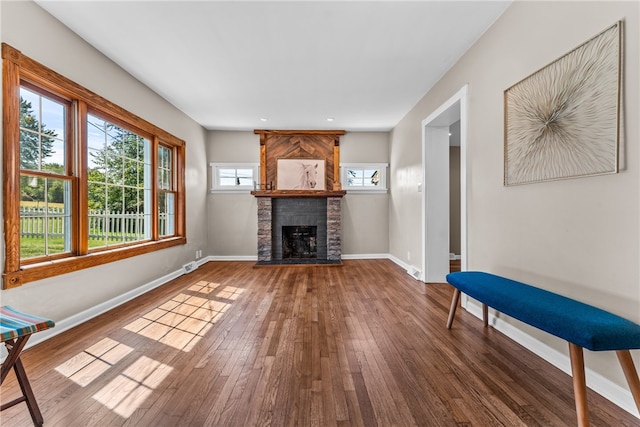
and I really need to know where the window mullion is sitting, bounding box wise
[151,136,159,240]
[77,100,89,255]
[175,144,186,238]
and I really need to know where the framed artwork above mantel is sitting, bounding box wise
[277,158,326,191]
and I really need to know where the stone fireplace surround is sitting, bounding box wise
[255,194,343,265]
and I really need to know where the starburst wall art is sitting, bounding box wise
[504,21,622,186]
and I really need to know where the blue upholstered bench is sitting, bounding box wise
[446,271,640,427]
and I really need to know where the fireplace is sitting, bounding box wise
[254,194,344,265]
[251,129,346,265]
[282,226,317,259]
[271,197,327,261]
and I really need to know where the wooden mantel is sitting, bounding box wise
[251,190,346,198]
[253,129,346,193]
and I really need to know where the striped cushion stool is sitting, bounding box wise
[1,306,54,427]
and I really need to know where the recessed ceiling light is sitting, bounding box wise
[260,117,268,122]
[327,117,335,122]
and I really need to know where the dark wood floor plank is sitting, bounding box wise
[2,260,638,426]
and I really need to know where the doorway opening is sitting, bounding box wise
[421,85,468,283]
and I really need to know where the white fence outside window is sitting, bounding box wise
[19,207,165,241]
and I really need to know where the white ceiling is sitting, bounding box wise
[35,1,511,131]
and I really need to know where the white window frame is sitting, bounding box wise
[340,163,388,194]
[210,163,259,193]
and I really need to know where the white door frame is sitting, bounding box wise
[421,85,468,282]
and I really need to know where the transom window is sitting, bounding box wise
[3,43,186,288]
[210,163,259,192]
[341,163,388,193]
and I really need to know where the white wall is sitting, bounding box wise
[206,130,390,257]
[0,1,209,322]
[390,0,639,399]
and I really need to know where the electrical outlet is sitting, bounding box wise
[407,251,411,261]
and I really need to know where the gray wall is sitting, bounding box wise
[390,0,639,391]
[206,130,389,257]
[340,132,390,255]
[206,131,259,257]
[0,1,209,322]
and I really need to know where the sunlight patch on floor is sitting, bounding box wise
[92,355,173,418]
[54,337,133,387]
[121,281,239,352]
[216,285,245,301]
[52,279,246,420]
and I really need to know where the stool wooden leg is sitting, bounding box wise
[569,343,590,427]
[14,358,44,426]
[1,337,29,383]
[446,289,461,329]
[616,350,640,413]
[1,337,44,426]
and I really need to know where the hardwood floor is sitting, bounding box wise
[1,260,638,426]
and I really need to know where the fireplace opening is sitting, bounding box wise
[282,226,317,259]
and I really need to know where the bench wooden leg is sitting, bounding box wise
[569,343,590,427]
[482,304,488,327]
[616,350,640,413]
[446,291,489,329]
[446,289,461,329]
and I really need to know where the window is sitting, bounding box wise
[158,145,176,237]
[341,163,388,193]
[19,85,72,260]
[210,163,259,193]
[2,43,186,288]
[86,113,152,248]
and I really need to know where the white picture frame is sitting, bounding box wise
[277,158,325,190]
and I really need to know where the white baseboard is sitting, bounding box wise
[464,301,639,419]
[341,253,388,260]
[208,255,257,261]
[386,253,407,270]
[386,254,423,280]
